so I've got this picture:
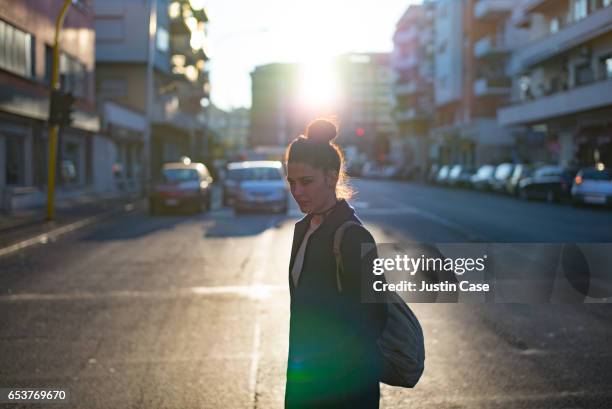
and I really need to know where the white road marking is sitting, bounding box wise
[246,227,275,408]
[0,284,286,303]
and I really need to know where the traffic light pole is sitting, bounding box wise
[47,0,72,221]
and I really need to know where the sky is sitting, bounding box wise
[204,0,421,111]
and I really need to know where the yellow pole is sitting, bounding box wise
[47,0,72,221]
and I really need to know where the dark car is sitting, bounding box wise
[571,165,612,206]
[490,163,515,193]
[470,164,496,190]
[448,165,476,188]
[518,165,577,202]
[149,161,213,214]
[505,164,533,196]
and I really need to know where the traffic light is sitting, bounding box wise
[49,90,75,127]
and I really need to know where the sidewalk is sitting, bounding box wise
[0,192,144,249]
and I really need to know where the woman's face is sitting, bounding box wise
[287,162,337,214]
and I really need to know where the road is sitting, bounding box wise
[1,180,611,408]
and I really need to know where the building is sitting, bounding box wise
[336,53,398,163]
[0,0,99,212]
[94,0,210,180]
[250,63,302,148]
[207,104,249,160]
[432,0,516,166]
[391,2,436,175]
[498,0,612,167]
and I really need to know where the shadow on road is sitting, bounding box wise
[203,210,294,238]
[83,211,196,241]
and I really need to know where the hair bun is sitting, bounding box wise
[305,119,337,144]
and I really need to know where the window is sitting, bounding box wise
[156,27,169,52]
[44,45,52,84]
[602,56,612,79]
[575,63,594,85]
[0,19,33,78]
[5,135,25,186]
[550,18,560,34]
[60,53,87,98]
[572,0,588,21]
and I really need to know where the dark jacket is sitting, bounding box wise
[285,199,387,409]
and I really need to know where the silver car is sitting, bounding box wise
[571,166,612,206]
[232,161,289,214]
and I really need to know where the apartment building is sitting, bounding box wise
[391,2,435,173]
[336,53,398,162]
[250,63,302,148]
[207,104,249,159]
[499,0,612,167]
[94,0,211,180]
[0,0,98,211]
[432,0,516,166]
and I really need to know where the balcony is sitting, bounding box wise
[151,96,198,132]
[394,108,430,122]
[393,55,418,70]
[521,0,556,14]
[474,0,513,20]
[394,82,420,96]
[394,27,418,44]
[474,35,510,59]
[498,78,612,126]
[473,77,511,96]
[509,6,612,74]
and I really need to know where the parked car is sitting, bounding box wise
[362,162,397,179]
[505,164,533,196]
[233,161,289,214]
[436,165,451,185]
[571,165,612,206]
[427,164,440,184]
[517,165,577,202]
[470,165,496,190]
[149,160,213,214]
[490,163,515,193]
[447,165,476,188]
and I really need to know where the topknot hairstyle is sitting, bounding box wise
[285,118,353,200]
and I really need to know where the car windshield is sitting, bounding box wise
[535,167,562,177]
[450,166,462,177]
[232,167,283,181]
[478,166,493,176]
[495,165,513,178]
[582,169,612,181]
[163,168,199,182]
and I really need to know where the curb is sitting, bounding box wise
[0,201,140,259]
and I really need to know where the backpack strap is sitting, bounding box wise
[332,221,362,292]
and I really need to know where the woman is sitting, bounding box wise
[284,118,387,409]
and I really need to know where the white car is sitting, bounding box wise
[232,161,289,214]
[571,166,612,206]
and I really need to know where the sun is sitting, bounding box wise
[298,59,341,112]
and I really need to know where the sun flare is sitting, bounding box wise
[298,60,341,111]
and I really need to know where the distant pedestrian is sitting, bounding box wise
[284,118,387,408]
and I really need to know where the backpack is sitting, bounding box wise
[333,221,425,388]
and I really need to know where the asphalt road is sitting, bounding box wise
[1,180,611,408]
